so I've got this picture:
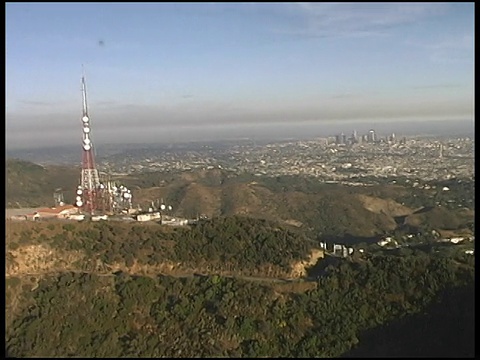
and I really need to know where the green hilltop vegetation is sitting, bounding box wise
[6,250,474,358]
[6,216,315,278]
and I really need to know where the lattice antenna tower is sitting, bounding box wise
[75,65,101,214]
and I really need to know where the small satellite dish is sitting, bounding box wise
[168,205,172,211]
[76,189,83,195]
[160,204,166,210]
[76,200,83,207]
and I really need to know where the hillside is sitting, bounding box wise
[403,205,474,231]
[356,194,413,217]
[5,251,474,358]
[6,159,474,240]
[5,161,475,358]
[129,176,409,238]
[5,216,317,280]
[342,282,475,357]
[6,159,80,208]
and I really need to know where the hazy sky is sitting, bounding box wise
[6,2,474,149]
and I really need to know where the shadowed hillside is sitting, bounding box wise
[404,205,473,231]
[341,282,475,358]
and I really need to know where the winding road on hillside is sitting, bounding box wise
[5,268,313,284]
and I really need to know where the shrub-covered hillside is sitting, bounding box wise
[6,216,316,278]
[5,251,474,358]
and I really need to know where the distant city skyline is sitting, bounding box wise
[6,118,474,153]
[6,2,474,149]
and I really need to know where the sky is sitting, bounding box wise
[6,2,475,149]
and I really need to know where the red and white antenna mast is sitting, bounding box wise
[76,65,101,215]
